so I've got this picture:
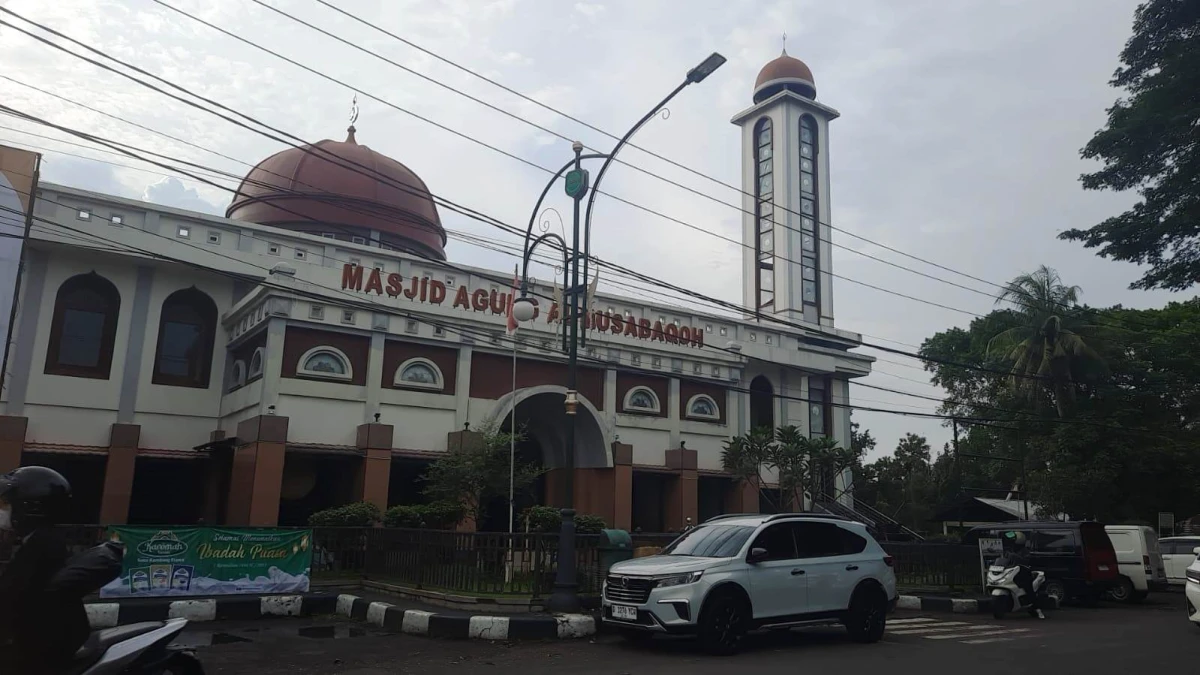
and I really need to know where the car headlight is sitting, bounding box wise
[1186,568,1200,584]
[655,571,704,588]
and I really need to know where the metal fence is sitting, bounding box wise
[0,526,982,595]
[312,527,604,598]
[882,542,980,590]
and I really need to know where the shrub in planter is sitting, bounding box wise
[383,502,465,529]
[521,506,607,534]
[308,501,381,527]
[574,514,606,534]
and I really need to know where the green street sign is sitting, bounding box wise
[565,168,590,200]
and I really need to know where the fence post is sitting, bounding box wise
[416,528,425,590]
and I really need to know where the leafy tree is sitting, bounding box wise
[850,421,876,456]
[422,418,543,525]
[987,266,1104,417]
[720,426,774,506]
[920,297,1200,523]
[308,502,381,527]
[723,426,861,511]
[1060,0,1200,291]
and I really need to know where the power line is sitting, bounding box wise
[12,202,1178,441]
[0,18,1148,387]
[104,3,992,320]
[293,1,1180,338]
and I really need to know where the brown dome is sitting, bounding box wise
[753,51,816,103]
[227,128,446,260]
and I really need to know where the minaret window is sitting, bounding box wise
[799,115,820,316]
[753,117,774,314]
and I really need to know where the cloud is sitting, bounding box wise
[574,3,605,19]
[142,177,222,215]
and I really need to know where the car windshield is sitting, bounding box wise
[660,524,754,558]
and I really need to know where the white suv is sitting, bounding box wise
[602,513,898,654]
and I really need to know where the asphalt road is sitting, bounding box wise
[187,592,1194,675]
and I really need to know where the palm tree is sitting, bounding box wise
[987,265,1103,417]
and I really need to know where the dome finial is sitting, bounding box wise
[347,93,359,144]
[781,32,787,56]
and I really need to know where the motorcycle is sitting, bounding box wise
[986,556,1046,619]
[46,540,204,674]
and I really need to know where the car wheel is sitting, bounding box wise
[618,628,654,644]
[1108,576,1134,603]
[698,590,750,656]
[1043,579,1066,606]
[844,587,887,644]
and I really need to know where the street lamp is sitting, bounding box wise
[511,53,725,614]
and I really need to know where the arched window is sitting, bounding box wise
[753,116,774,314]
[297,346,352,381]
[248,347,265,379]
[749,375,774,431]
[229,360,246,391]
[623,386,661,414]
[45,272,121,379]
[686,394,720,421]
[152,288,217,388]
[394,357,444,391]
[799,115,820,318]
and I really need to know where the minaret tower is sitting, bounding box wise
[732,42,839,328]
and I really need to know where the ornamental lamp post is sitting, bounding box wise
[511,53,725,614]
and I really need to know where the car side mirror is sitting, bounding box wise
[747,547,769,564]
[1193,546,1200,556]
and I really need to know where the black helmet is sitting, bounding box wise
[0,466,72,534]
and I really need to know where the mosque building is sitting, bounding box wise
[0,51,873,532]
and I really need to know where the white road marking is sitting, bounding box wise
[887,617,939,625]
[889,624,993,635]
[961,634,1040,645]
[925,628,1032,640]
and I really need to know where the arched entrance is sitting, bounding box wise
[750,375,774,431]
[479,386,611,531]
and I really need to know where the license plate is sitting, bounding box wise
[611,605,638,621]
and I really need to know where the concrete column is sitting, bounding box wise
[667,378,681,449]
[356,423,393,516]
[603,369,617,428]
[0,416,28,473]
[364,333,386,422]
[99,424,140,524]
[117,266,155,423]
[445,428,482,532]
[725,477,760,514]
[226,415,288,526]
[612,442,633,531]
[664,446,698,531]
[260,319,287,411]
[453,347,473,428]
[5,250,47,416]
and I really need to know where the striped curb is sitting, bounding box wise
[898,594,1059,614]
[84,593,338,629]
[335,594,595,641]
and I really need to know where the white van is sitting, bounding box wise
[1105,525,1168,602]
[1160,536,1200,585]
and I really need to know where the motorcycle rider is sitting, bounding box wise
[0,466,90,673]
[1002,530,1045,619]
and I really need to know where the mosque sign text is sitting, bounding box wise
[340,263,704,348]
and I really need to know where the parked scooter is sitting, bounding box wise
[45,540,204,674]
[986,555,1046,619]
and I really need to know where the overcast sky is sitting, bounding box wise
[0,0,1183,462]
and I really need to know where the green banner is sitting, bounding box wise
[99,527,313,598]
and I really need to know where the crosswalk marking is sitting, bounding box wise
[886,617,1041,646]
[888,624,991,635]
[925,628,1031,640]
[887,617,939,625]
[961,634,1039,645]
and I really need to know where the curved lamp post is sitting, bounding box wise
[510,52,725,614]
